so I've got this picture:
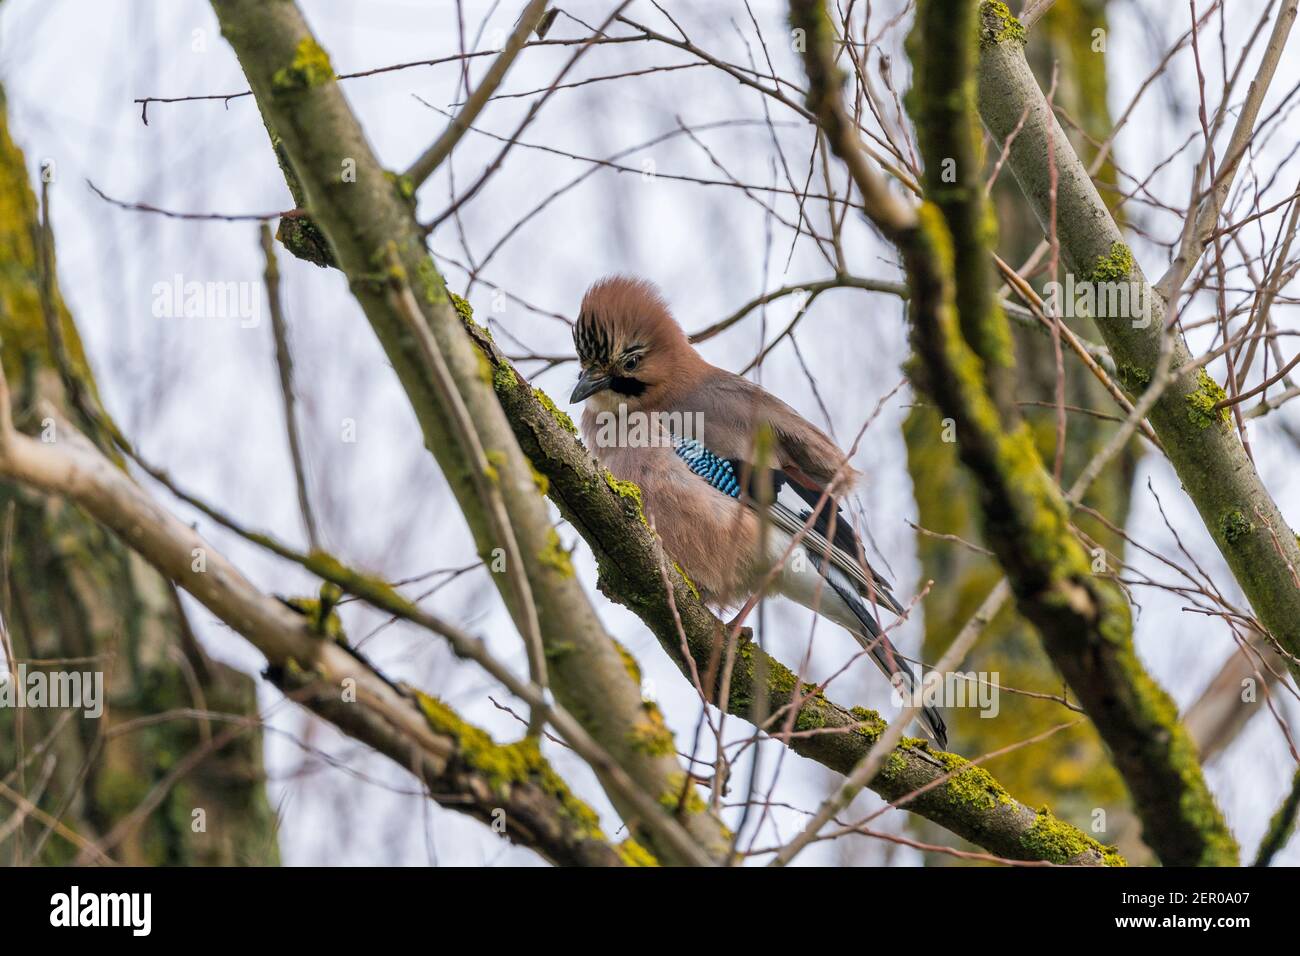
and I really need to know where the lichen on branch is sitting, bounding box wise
[892,0,1237,866]
[460,310,1118,865]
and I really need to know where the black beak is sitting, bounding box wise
[570,368,611,404]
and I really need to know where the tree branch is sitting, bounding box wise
[0,396,633,867]
[463,319,1118,864]
[260,223,321,551]
[792,0,1236,865]
[404,0,550,189]
[977,2,1300,683]
[209,0,730,864]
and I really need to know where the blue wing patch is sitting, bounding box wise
[673,437,741,498]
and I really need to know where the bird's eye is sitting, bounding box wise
[624,354,641,372]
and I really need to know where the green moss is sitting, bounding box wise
[1118,362,1151,392]
[534,387,578,434]
[416,691,528,788]
[385,169,416,202]
[1187,369,1230,428]
[848,706,887,741]
[1220,509,1253,544]
[526,459,549,496]
[978,1,1027,47]
[629,713,676,757]
[302,551,410,614]
[271,37,335,93]
[614,640,676,755]
[282,581,347,643]
[416,257,448,308]
[1101,845,1127,867]
[930,749,1015,812]
[413,690,604,838]
[1087,241,1135,283]
[659,772,707,815]
[671,560,700,600]
[483,449,506,485]
[449,291,475,325]
[616,838,659,867]
[491,361,518,394]
[470,348,494,388]
[448,289,503,363]
[544,641,576,659]
[604,470,648,526]
[884,751,909,777]
[794,705,828,732]
[1020,807,1126,866]
[514,754,603,837]
[538,527,575,578]
[613,640,642,684]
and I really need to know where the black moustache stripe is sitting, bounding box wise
[609,376,647,396]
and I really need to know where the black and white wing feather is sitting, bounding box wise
[669,435,947,750]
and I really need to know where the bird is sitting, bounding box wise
[569,275,947,750]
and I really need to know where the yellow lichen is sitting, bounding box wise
[616,838,659,867]
[538,527,575,578]
[1187,369,1230,429]
[978,0,1027,47]
[534,386,577,434]
[271,37,335,92]
[603,470,648,526]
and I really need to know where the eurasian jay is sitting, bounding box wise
[569,276,947,750]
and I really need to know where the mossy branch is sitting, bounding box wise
[791,0,1236,864]
[1254,765,1300,866]
[0,392,630,865]
[209,0,730,865]
[976,0,1300,684]
[462,318,1116,865]
[900,0,1234,865]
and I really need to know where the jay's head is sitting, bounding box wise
[570,275,692,409]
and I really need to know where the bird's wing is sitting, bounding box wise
[670,434,905,617]
[683,372,859,488]
[673,371,900,613]
[769,476,905,616]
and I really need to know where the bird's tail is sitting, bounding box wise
[827,579,949,751]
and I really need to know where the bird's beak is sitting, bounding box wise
[570,368,611,404]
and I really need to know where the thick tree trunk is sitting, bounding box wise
[0,87,279,865]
